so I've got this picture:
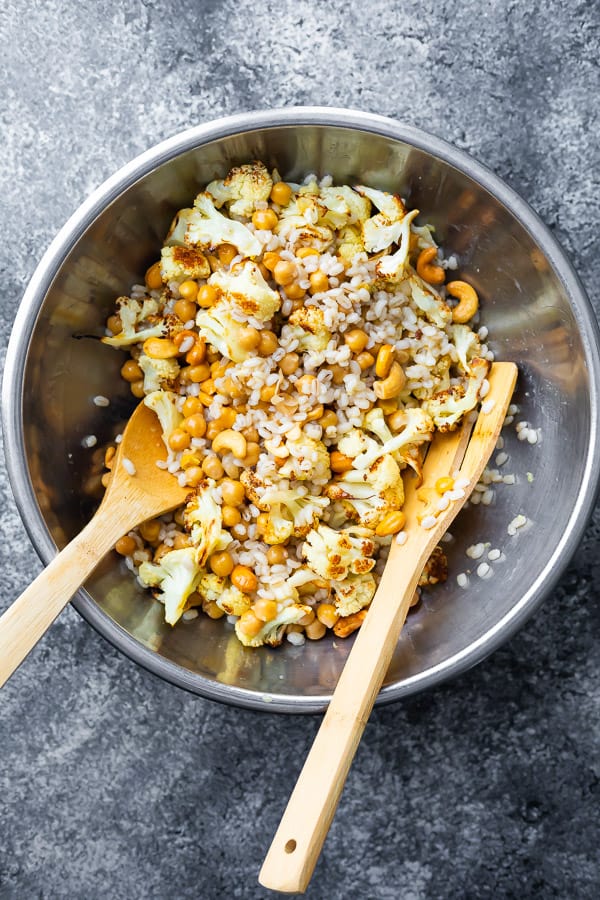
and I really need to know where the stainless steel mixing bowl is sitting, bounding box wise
[3,108,600,712]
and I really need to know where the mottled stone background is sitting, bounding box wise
[1,1,599,898]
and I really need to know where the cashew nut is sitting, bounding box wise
[375,344,395,379]
[373,361,406,400]
[447,280,479,323]
[211,429,247,460]
[416,247,445,285]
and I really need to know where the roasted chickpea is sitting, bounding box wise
[145,261,162,290]
[217,243,237,265]
[231,565,258,593]
[238,325,261,350]
[174,298,197,322]
[115,535,136,556]
[258,330,278,356]
[266,545,288,566]
[130,379,145,399]
[169,428,191,452]
[106,314,122,334]
[270,181,292,206]
[273,260,297,286]
[120,359,143,383]
[252,208,278,230]
[220,478,245,506]
[279,352,300,375]
[344,328,369,353]
[209,550,234,577]
[182,413,207,438]
[262,251,280,272]
[178,279,199,301]
[182,396,203,417]
[202,456,225,480]
[222,505,242,528]
[197,284,218,308]
[309,270,329,294]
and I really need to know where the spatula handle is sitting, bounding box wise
[0,511,128,688]
[258,549,423,893]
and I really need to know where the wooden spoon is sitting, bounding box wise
[259,361,518,894]
[0,402,189,688]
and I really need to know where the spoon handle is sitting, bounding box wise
[0,505,133,688]
[259,362,517,893]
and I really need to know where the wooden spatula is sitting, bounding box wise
[259,361,518,894]
[0,402,189,688]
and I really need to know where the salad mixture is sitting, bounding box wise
[100,162,492,648]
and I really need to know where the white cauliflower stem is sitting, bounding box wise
[183,482,232,567]
[143,390,183,451]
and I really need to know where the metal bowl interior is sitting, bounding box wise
[3,108,600,712]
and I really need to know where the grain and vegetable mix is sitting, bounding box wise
[101,161,493,648]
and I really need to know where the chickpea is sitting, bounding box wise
[319,409,338,429]
[120,359,143,383]
[202,456,225,480]
[284,282,306,300]
[270,181,292,206]
[217,243,237,265]
[253,598,278,622]
[252,208,278,230]
[262,251,280,272]
[115,535,137,556]
[309,270,329,294]
[153,543,172,562]
[305,404,324,422]
[258,262,271,281]
[435,476,455,495]
[344,328,369,353]
[305,619,327,640]
[143,337,179,359]
[329,364,347,385]
[220,478,245,507]
[299,608,315,627]
[186,364,211,383]
[279,352,300,375]
[169,428,191,452]
[241,425,259,442]
[266,545,288,566]
[295,373,317,395]
[296,246,319,259]
[330,450,354,473]
[185,466,205,487]
[197,284,219,308]
[209,550,234,577]
[375,511,406,537]
[130,379,145,399]
[182,396,203,417]
[106,314,122,334]
[139,520,161,544]
[174,298,197,322]
[222,505,242,528]
[173,532,191,550]
[185,340,207,365]
[356,351,375,371]
[231,565,258,593]
[260,384,278,402]
[174,508,186,526]
[238,609,263,636]
[145,261,162,290]
[273,260,297,286]
[316,603,339,629]
[238,325,261,350]
[203,600,225,620]
[182,413,207,438]
[258,330,279,356]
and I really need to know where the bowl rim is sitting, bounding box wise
[3,105,600,713]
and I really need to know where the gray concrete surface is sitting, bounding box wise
[1,1,600,897]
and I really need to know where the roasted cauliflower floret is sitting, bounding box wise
[101,296,171,348]
[450,324,482,374]
[353,407,433,472]
[422,357,490,431]
[337,224,366,265]
[138,354,180,393]
[143,389,183,451]
[209,260,280,322]
[331,572,377,617]
[354,185,407,253]
[261,488,330,544]
[278,434,331,482]
[183,481,232,567]
[160,245,211,283]
[407,272,452,328]
[186,192,262,258]
[318,185,371,230]
[375,209,420,280]
[325,454,404,529]
[206,162,273,217]
[286,306,331,352]
[138,547,203,626]
[418,546,448,587]
[235,604,313,648]
[195,302,259,363]
[302,523,376,580]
